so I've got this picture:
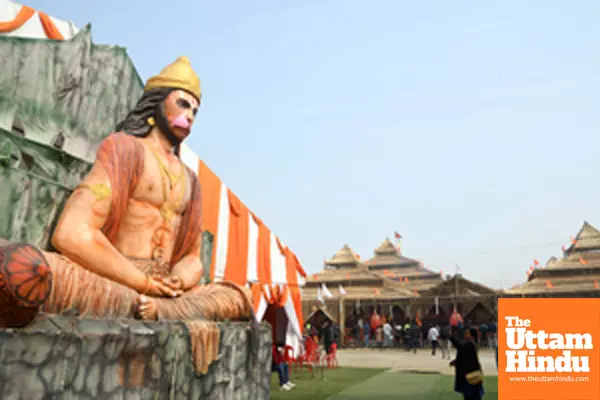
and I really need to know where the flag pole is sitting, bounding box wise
[394,231,402,254]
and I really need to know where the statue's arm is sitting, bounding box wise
[51,161,150,293]
[170,232,204,290]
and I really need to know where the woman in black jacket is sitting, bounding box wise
[450,327,485,400]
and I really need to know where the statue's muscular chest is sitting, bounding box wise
[125,148,190,225]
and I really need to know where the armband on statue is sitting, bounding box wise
[76,183,112,201]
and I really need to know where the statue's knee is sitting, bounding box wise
[0,243,52,327]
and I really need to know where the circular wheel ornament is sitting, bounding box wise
[0,244,52,328]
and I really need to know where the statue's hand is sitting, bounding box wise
[161,274,184,291]
[144,276,183,298]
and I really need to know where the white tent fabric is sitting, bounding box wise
[0,0,79,39]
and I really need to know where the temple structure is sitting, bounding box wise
[303,222,600,346]
[302,239,499,345]
[365,238,443,292]
[504,221,600,297]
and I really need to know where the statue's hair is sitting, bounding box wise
[115,87,173,137]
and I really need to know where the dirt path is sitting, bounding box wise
[336,348,498,376]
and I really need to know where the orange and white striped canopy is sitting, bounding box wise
[0,1,78,40]
[180,144,307,338]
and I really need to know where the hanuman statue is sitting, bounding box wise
[0,57,252,327]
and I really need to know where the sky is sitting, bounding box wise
[24,0,600,289]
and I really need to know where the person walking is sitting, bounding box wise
[272,344,295,391]
[403,321,412,351]
[363,319,371,348]
[439,324,450,359]
[410,319,420,354]
[479,322,488,348]
[323,320,334,355]
[383,321,394,348]
[487,320,497,350]
[428,325,440,356]
[394,322,403,347]
[449,327,485,400]
[355,316,362,347]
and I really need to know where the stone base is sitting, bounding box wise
[0,315,272,399]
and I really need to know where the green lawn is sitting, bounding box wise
[271,367,385,400]
[271,367,499,400]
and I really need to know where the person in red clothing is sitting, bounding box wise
[272,344,295,391]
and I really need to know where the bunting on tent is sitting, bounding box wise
[0,1,78,39]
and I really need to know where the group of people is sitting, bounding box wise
[349,310,496,400]
[350,310,498,357]
[352,311,413,348]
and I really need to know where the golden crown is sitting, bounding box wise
[144,56,201,100]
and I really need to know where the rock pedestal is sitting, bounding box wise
[0,315,272,399]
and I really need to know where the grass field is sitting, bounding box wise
[271,367,499,400]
